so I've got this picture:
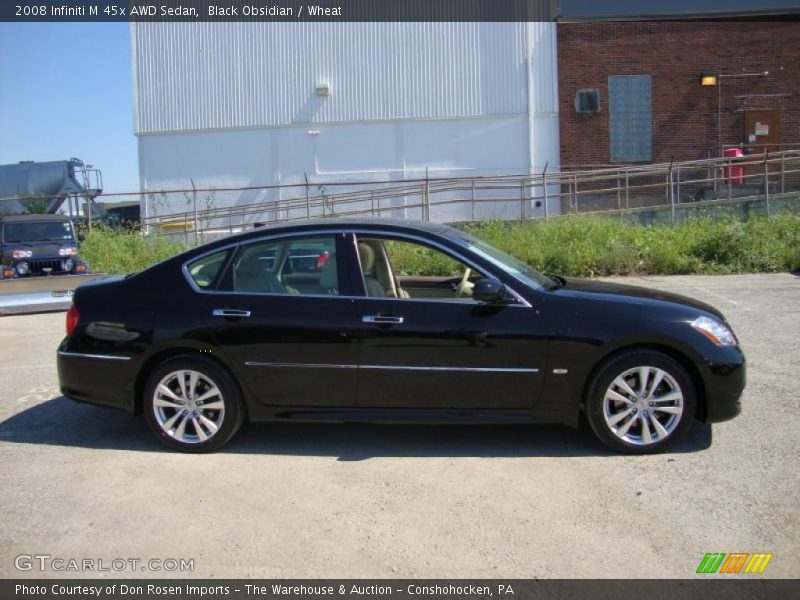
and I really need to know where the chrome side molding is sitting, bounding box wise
[57,351,132,361]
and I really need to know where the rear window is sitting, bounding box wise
[186,250,229,290]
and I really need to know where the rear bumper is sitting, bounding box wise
[702,353,746,424]
[57,348,136,413]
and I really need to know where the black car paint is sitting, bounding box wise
[57,220,745,428]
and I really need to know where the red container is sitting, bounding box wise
[723,147,744,185]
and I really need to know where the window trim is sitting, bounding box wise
[351,232,530,307]
[180,228,531,307]
[185,248,233,292]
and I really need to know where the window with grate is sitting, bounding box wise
[608,75,652,162]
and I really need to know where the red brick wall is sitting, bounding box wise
[557,22,800,167]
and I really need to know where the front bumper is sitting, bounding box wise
[2,258,88,278]
[702,351,746,423]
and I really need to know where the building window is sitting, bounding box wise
[608,75,652,162]
[575,89,601,114]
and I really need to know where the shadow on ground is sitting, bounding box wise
[0,396,712,459]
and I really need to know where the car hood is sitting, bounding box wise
[554,277,726,321]
[3,241,73,258]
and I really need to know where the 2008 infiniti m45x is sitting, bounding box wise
[57,219,745,453]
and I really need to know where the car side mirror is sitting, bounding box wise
[472,278,514,304]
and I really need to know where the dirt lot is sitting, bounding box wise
[0,273,798,579]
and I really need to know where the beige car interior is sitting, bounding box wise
[357,238,481,300]
[233,239,338,296]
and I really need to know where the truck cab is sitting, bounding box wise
[0,214,88,279]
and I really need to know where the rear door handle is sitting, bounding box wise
[212,309,252,318]
[362,315,404,324]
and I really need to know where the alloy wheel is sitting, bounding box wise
[602,366,684,446]
[152,369,225,444]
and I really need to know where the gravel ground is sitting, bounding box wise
[0,273,797,579]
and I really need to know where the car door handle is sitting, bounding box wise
[362,315,404,324]
[212,309,252,318]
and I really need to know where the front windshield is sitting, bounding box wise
[455,233,552,289]
[2,220,75,243]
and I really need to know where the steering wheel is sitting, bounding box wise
[454,268,473,298]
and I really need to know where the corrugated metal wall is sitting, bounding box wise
[132,22,557,134]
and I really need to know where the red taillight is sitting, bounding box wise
[66,305,80,336]
[316,251,330,271]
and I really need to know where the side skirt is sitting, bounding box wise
[247,406,543,425]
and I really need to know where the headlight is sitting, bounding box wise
[15,261,29,276]
[691,316,737,346]
[12,249,32,259]
[59,247,78,256]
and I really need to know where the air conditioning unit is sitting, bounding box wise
[575,89,600,114]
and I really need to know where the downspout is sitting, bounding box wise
[525,21,536,176]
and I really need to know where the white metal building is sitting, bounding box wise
[131,22,560,223]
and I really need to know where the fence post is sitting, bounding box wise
[625,171,629,209]
[191,178,198,246]
[228,207,233,234]
[520,178,526,220]
[471,179,476,221]
[668,161,675,225]
[780,152,785,195]
[542,163,549,220]
[573,174,578,213]
[676,164,681,205]
[424,167,430,221]
[616,173,621,210]
[304,173,311,218]
[727,158,732,201]
[764,151,770,216]
[371,191,376,217]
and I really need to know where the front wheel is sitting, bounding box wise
[585,351,696,454]
[143,356,244,452]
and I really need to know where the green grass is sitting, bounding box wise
[462,213,800,277]
[78,214,800,277]
[79,225,186,274]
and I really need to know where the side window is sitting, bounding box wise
[232,236,339,296]
[357,237,485,301]
[186,249,230,290]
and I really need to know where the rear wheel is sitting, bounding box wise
[143,356,244,452]
[585,351,696,454]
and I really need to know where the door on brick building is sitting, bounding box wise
[744,110,781,177]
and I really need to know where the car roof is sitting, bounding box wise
[0,214,73,223]
[236,217,461,241]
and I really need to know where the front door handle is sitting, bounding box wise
[212,309,252,318]
[362,315,404,325]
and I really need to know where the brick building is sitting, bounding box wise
[557,21,799,167]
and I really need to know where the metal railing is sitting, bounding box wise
[133,150,800,243]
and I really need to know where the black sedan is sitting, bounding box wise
[57,219,745,453]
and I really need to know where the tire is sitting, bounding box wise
[585,350,696,454]
[143,355,245,453]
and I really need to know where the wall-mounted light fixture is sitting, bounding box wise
[315,82,331,97]
[700,73,718,86]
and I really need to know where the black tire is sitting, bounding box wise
[585,350,696,454]
[143,355,245,453]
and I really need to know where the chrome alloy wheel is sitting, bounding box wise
[602,366,684,446]
[152,369,225,444]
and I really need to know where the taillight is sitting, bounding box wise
[66,305,80,336]
[316,251,330,271]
